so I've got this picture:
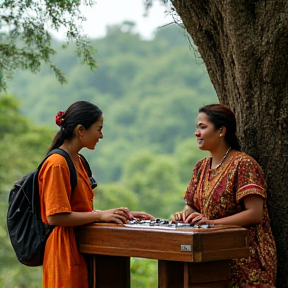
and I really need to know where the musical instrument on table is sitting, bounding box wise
[77,220,248,288]
[125,218,213,230]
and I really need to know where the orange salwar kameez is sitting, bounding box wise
[39,154,94,288]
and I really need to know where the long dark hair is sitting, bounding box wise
[48,101,103,152]
[199,104,241,151]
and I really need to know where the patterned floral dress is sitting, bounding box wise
[184,150,277,288]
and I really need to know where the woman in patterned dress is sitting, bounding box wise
[173,104,277,288]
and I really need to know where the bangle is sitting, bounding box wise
[92,210,101,213]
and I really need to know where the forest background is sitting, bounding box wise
[0,23,217,287]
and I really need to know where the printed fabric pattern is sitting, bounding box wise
[184,151,277,288]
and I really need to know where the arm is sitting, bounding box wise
[47,207,132,226]
[176,160,206,222]
[196,194,264,226]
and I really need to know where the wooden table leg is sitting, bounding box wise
[158,260,231,288]
[87,255,130,288]
[158,260,184,288]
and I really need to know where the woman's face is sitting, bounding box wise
[82,115,104,149]
[195,112,221,152]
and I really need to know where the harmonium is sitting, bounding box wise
[76,219,249,288]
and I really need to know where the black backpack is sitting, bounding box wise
[6,148,96,266]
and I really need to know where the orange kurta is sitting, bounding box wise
[38,153,94,288]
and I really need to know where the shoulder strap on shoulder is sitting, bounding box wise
[44,148,77,193]
[78,154,92,177]
[79,154,97,189]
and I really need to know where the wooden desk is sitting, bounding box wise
[77,223,248,288]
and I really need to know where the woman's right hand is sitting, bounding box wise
[185,212,204,224]
[173,210,189,222]
[96,207,132,224]
[173,205,201,223]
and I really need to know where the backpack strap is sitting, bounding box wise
[79,154,97,189]
[45,148,77,193]
[43,149,96,191]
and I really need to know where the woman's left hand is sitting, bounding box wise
[194,217,215,225]
[185,213,215,225]
[106,207,133,221]
[185,212,204,223]
[130,212,155,221]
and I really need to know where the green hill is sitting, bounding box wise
[7,23,216,185]
[1,23,217,287]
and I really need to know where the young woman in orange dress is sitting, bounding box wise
[174,104,277,288]
[38,101,151,288]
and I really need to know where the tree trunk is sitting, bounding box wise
[172,0,288,287]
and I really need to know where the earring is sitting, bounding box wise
[220,134,222,138]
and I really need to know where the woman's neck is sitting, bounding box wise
[210,146,232,169]
[60,142,80,161]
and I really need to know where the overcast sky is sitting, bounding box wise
[53,0,173,40]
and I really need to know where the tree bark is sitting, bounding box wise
[172,0,288,287]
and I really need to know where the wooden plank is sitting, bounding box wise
[200,247,249,262]
[78,227,194,261]
[158,260,184,288]
[188,280,230,288]
[76,224,249,288]
[158,260,230,288]
[77,224,248,263]
[93,255,130,288]
[80,244,195,262]
[187,260,230,283]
